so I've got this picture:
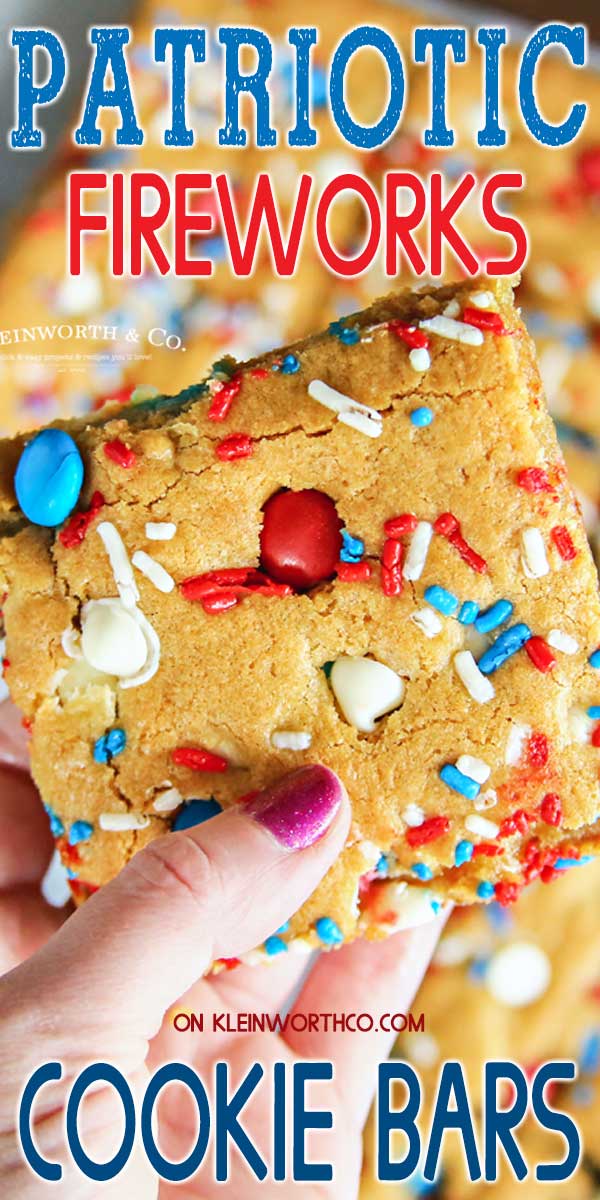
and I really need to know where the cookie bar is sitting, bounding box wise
[2,277,600,959]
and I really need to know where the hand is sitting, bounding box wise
[0,714,444,1198]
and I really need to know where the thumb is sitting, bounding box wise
[13,765,349,1035]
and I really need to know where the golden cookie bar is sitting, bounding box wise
[2,277,600,963]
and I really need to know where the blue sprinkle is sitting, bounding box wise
[340,529,364,562]
[454,840,474,867]
[486,901,514,932]
[329,319,360,346]
[411,862,433,881]
[281,353,300,375]
[315,916,344,945]
[66,867,78,879]
[474,599,514,634]
[477,624,532,675]
[580,1030,600,1074]
[172,798,222,831]
[276,921,290,934]
[410,406,434,428]
[589,650,600,669]
[93,728,127,764]
[15,429,84,527]
[572,1082,594,1107]
[469,956,489,982]
[554,854,594,870]
[458,600,479,625]
[588,706,600,719]
[407,1172,438,1196]
[264,935,288,956]
[440,763,480,800]
[44,804,64,838]
[376,853,392,875]
[424,584,459,616]
[477,881,495,899]
[430,900,441,914]
[69,820,94,846]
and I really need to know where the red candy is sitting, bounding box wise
[172,746,229,773]
[260,489,342,590]
[406,815,449,847]
[104,439,136,468]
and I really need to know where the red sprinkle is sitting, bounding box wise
[516,467,553,494]
[591,724,600,748]
[92,386,132,411]
[499,809,532,838]
[208,375,242,421]
[59,490,105,548]
[462,307,508,336]
[215,433,253,461]
[434,512,459,538]
[384,513,417,537]
[381,566,403,596]
[550,525,577,561]
[2,658,10,671]
[201,591,239,615]
[525,637,557,674]
[336,561,372,582]
[250,367,269,380]
[540,865,560,884]
[172,746,229,773]
[528,732,549,768]
[540,793,563,827]
[104,439,136,469]
[406,815,450,848]
[388,320,430,350]
[577,145,600,197]
[383,538,403,569]
[472,843,504,857]
[494,881,521,907]
[435,511,487,574]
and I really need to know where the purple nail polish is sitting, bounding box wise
[242,765,343,850]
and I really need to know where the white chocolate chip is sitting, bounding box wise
[456,755,491,784]
[409,347,431,372]
[419,315,484,346]
[99,812,151,832]
[403,521,433,581]
[132,550,175,594]
[329,656,404,732]
[81,600,148,678]
[411,608,442,638]
[271,730,313,751]
[61,627,82,660]
[521,527,550,579]
[465,813,499,838]
[145,522,177,541]
[486,942,551,1007]
[454,650,495,703]
[546,629,579,655]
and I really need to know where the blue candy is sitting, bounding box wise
[15,429,84,527]
[315,916,344,945]
[588,650,600,669]
[554,854,594,870]
[69,820,94,846]
[458,600,479,625]
[410,406,434,427]
[439,763,480,800]
[264,935,288,956]
[411,862,433,881]
[172,798,222,831]
[477,624,532,675]
[93,728,127,764]
[424,584,459,616]
[588,706,600,719]
[474,599,513,634]
[454,840,474,867]
[477,881,495,899]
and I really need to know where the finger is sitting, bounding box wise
[0,886,70,972]
[9,766,349,1049]
[0,699,31,770]
[0,766,53,888]
[285,911,448,1128]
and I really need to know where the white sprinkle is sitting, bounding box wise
[547,629,579,655]
[521,527,550,579]
[357,839,383,868]
[239,948,269,967]
[465,813,499,838]
[434,932,475,967]
[568,707,593,744]
[456,754,491,784]
[40,849,71,908]
[146,522,177,541]
[271,730,313,751]
[369,882,440,931]
[454,651,495,704]
[469,290,495,309]
[408,1033,440,1068]
[531,262,567,297]
[505,723,531,766]
[307,378,382,438]
[287,936,315,957]
[97,521,140,608]
[486,942,551,1007]
[475,788,498,812]
[99,812,151,832]
[409,347,431,372]
[55,266,102,316]
[61,627,82,660]
[411,608,442,638]
[443,299,461,318]
[419,315,484,346]
[153,787,184,813]
[403,521,433,581]
[132,550,175,594]
[403,803,425,828]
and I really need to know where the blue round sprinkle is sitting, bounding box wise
[93,728,127,764]
[264,935,288,956]
[376,853,392,875]
[15,429,84,527]
[411,862,433,881]
[315,916,344,945]
[276,921,290,934]
[281,353,300,374]
[454,839,474,867]
[477,881,495,899]
[69,820,94,846]
[410,406,434,428]
[172,798,222,831]
[44,804,64,838]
